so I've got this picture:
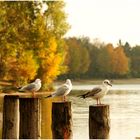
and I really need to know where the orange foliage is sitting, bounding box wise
[39,37,64,89]
[105,44,129,75]
[112,47,129,75]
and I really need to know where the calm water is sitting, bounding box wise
[1,84,140,139]
[67,84,140,139]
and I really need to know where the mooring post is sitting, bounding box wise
[2,95,19,139]
[52,102,72,139]
[89,105,110,139]
[19,98,41,139]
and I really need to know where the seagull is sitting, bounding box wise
[45,79,72,101]
[19,79,41,97]
[78,79,112,105]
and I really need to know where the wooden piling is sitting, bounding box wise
[19,98,41,139]
[89,105,110,139]
[52,102,72,139]
[2,95,19,139]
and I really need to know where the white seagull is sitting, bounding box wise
[79,79,112,105]
[45,79,72,101]
[19,79,41,97]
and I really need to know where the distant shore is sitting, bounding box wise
[55,78,140,85]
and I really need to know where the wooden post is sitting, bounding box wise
[52,102,72,139]
[2,95,19,139]
[89,105,110,139]
[19,98,41,139]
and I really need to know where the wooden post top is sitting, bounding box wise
[52,101,71,103]
[0,92,50,98]
[90,104,110,107]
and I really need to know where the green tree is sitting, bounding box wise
[130,46,140,77]
[96,44,113,77]
[64,37,90,78]
[65,38,82,76]
[44,1,70,39]
[86,40,105,78]
[122,42,131,57]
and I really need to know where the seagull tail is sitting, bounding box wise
[77,94,86,99]
[18,88,24,92]
[77,91,90,99]
[44,94,52,98]
[18,86,25,92]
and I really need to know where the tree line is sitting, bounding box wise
[0,1,140,91]
[59,37,140,79]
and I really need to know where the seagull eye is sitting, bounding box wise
[104,81,109,85]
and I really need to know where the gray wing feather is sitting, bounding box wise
[84,87,102,98]
[53,85,69,97]
[20,83,36,91]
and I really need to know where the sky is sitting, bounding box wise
[64,0,140,46]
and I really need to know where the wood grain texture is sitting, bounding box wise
[89,105,110,139]
[2,95,19,139]
[52,102,72,139]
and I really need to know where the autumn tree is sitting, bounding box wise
[0,2,38,85]
[36,1,69,89]
[96,44,114,77]
[112,46,129,77]
[64,37,90,78]
[66,38,81,75]
[10,51,39,85]
[89,43,129,78]
[0,1,69,89]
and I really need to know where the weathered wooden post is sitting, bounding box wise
[89,105,110,139]
[2,95,19,139]
[19,98,41,139]
[52,102,72,139]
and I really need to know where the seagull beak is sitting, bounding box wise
[108,83,112,87]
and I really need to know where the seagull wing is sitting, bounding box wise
[52,84,69,97]
[20,83,36,91]
[85,87,102,97]
[79,87,102,98]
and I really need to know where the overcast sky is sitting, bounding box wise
[64,0,140,46]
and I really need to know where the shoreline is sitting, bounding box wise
[55,78,140,85]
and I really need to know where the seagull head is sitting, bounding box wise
[103,79,112,87]
[66,79,72,85]
[35,79,41,83]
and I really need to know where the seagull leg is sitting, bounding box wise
[97,98,98,105]
[63,95,66,102]
[99,99,101,105]
[32,92,35,98]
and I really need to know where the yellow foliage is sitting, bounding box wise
[48,37,57,52]
[100,44,129,76]
[112,47,129,74]
[38,37,64,89]
[10,51,39,85]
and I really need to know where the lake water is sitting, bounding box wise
[1,84,140,139]
[67,84,140,139]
